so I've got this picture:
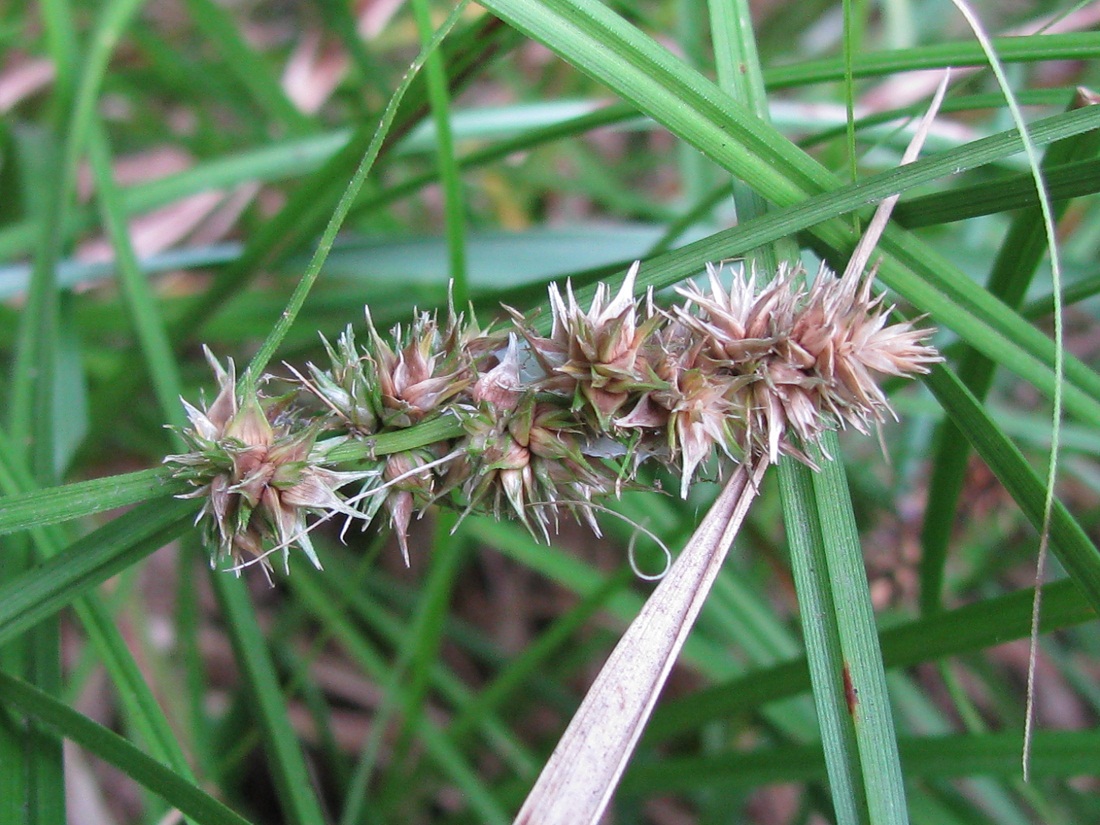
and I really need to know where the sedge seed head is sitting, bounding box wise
[166,348,367,575]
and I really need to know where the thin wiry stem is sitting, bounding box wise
[948,0,1064,782]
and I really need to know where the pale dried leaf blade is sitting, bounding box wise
[843,72,949,282]
[514,458,769,825]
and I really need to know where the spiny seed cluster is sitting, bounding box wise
[167,261,940,574]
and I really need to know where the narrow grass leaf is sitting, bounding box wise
[926,365,1100,614]
[0,466,185,537]
[411,0,468,305]
[181,0,310,134]
[945,3,1068,779]
[479,0,1100,425]
[242,0,471,386]
[894,157,1100,227]
[621,730,1100,793]
[809,436,908,825]
[0,672,254,825]
[0,429,197,789]
[88,118,186,431]
[779,457,867,825]
[765,33,1100,89]
[0,498,196,647]
[385,514,469,790]
[921,92,1100,613]
[287,564,512,825]
[12,0,147,470]
[0,417,464,538]
[646,577,1092,742]
[210,572,328,825]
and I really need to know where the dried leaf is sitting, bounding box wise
[514,457,769,825]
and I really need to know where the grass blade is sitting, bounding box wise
[646,579,1093,742]
[926,365,1100,614]
[920,91,1100,612]
[0,467,185,536]
[241,0,472,386]
[779,457,868,825]
[480,0,1100,425]
[0,672,254,825]
[810,436,908,825]
[211,573,328,825]
[0,498,196,647]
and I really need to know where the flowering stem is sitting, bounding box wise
[324,415,467,464]
[169,259,937,572]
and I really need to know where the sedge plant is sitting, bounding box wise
[2,2,1100,825]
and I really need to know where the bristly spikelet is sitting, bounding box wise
[166,348,368,575]
[677,261,941,465]
[448,339,616,539]
[785,263,942,432]
[674,262,780,364]
[301,304,483,435]
[379,446,450,565]
[365,307,474,428]
[511,261,665,429]
[303,325,379,435]
[617,320,750,497]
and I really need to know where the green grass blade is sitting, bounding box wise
[779,457,868,825]
[12,0,147,472]
[707,0,794,272]
[88,118,186,432]
[926,365,1100,614]
[765,33,1100,88]
[385,515,468,783]
[624,734,1100,796]
[288,561,512,824]
[5,3,149,817]
[894,157,1100,227]
[710,1,855,818]
[210,572,328,825]
[0,428,197,789]
[810,435,908,824]
[173,12,510,341]
[920,101,1100,613]
[0,467,184,536]
[0,672,254,825]
[412,0,469,305]
[622,730,1100,793]
[648,575,1092,742]
[242,0,472,387]
[181,0,311,134]
[0,417,463,538]
[0,498,196,647]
